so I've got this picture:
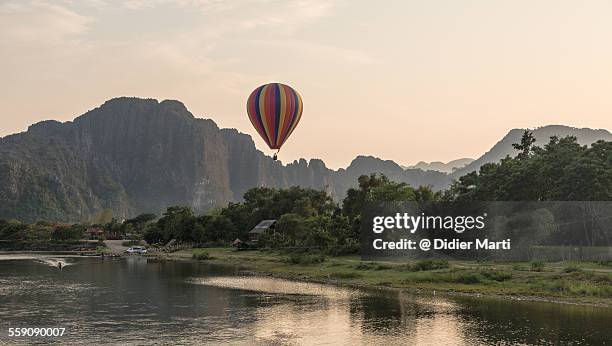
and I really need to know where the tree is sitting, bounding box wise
[561,141,612,200]
[366,182,415,202]
[207,216,237,242]
[274,213,304,245]
[414,186,440,202]
[51,224,83,241]
[124,213,157,232]
[512,130,536,159]
[220,202,250,239]
[144,223,164,244]
[342,174,420,238]
[264,213,337,250]
[0,221,28,241]
[157,206,195,242]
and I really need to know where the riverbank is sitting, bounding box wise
[0,240,101,252]
[153,248,612,307]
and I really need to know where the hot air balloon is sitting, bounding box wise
[246,83,303,160]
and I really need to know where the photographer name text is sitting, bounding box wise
[372,238,511,251]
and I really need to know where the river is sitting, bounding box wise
[0,254,610,345]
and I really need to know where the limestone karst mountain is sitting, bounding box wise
[2,98,610,223]
[0,98,447,222]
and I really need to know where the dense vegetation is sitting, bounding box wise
[0,220,85,242]
[139,175,438,253]
[1,133,611,253]
[447,132,612,201]
[0,173,438,253]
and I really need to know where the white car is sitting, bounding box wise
[125,246,147,254]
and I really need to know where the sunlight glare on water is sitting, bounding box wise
[190,276,362,299]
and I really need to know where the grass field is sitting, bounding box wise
[161,248,612,306]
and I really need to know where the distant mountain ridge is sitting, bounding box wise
[452,125,612,178]
[1,98,610,223]
[405,158,474,173]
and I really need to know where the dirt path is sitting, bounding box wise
[104,240,128,254]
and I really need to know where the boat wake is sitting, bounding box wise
[35,258,72,268]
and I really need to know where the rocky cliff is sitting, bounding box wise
[7,98,605,223]
[0,97,447,222]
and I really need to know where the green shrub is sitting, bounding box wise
[397,263,414,271]
[456,273,483,284]
[563,264,580,273]
[354,262,369,270]
[354,262,377,270]
[97,246,110,254]
[192,251,211,260]
[530,261,545,272]
[480,270,512,281]
[413,259,449,271]
[287,253,326,265]
[541,280,612,297]
[326,242,360,256]
[331,271,362,279]
[568,271,612,284]
[375,264,392,270]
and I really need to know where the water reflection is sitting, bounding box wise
[211,281,477,345]
[192,276,362,299]
[0,254,610,345]
[455,295,612,345]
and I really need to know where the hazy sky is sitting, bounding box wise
[1,0,611,169]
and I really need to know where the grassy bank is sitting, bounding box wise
[158,248,612,306]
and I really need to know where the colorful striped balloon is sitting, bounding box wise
[246,83,303,150]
